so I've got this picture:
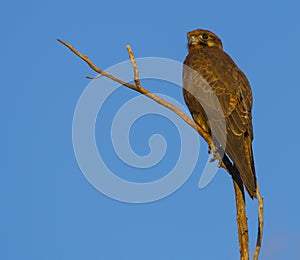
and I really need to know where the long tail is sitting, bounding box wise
[226,133,257,198]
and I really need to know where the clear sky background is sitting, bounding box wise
[2,1,300,259]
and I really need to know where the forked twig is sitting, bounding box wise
[57,39,214,149]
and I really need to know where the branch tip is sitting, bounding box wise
[126,44,141,88]
[253,184,264,260]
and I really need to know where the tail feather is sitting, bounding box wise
[225,133,257,198]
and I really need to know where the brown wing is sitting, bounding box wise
[183,47,257,198]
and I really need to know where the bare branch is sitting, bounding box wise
[57,39,136,91]
[57,39,214,150]
[221,160,249,260]
[126,45,141,88]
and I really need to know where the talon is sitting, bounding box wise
[209,153,218,163]
[209,152,222,168]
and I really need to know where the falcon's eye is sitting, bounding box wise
[201,33,209,40]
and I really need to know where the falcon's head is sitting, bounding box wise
[187,29,223,51]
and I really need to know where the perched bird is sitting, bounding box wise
[182,29,257,198]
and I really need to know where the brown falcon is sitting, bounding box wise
[182,29,257,198]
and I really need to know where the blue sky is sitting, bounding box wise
[2,1,300,259]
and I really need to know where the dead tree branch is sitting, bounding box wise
[253,184,264,260]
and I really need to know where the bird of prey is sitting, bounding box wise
[182,29,257,198]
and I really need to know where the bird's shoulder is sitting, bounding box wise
[183,47,254,137]
[184,47,239,81]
